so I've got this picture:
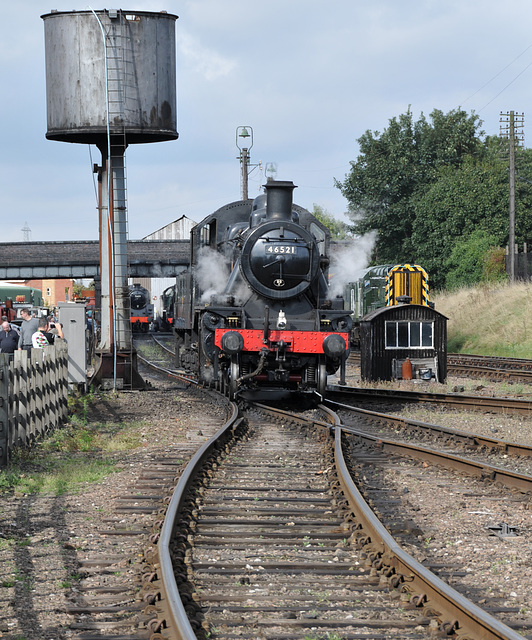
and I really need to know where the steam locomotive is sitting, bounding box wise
[174,180,352,397]
[129,283,154,332]
[152,284,176,332]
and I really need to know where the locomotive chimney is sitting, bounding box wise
[265,180,297,221]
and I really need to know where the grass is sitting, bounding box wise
[0,456,117,495]
[433,281,532,357]
[0,391,151,496]
[134,341,162,359]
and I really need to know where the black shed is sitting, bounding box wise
[359,304,447,382]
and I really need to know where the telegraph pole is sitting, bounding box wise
[500,111,525,282]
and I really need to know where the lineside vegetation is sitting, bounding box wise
[434,281,532,357]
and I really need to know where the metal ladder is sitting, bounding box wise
[105,11,134,388]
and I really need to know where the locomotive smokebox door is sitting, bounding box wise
[240,221,320,299]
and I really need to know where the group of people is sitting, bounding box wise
[0,308,64,357]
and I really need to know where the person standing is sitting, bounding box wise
[32,317,64,348]
[18,308,40,351]
[0,321,19,356]
[1,315,20,336]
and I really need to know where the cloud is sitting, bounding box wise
[4,0,532,245]
[178,31,237,81]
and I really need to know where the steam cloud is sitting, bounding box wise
[328,232,377,298]
[195,247,231,303]
[195,246,250,305]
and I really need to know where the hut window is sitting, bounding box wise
[398,322,409,347]
[385,321,433,348]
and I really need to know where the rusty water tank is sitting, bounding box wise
[41,9,178,145]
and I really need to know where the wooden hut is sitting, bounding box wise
[359,304,447,382]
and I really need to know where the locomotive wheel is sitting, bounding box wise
[228,355,240,399]
[317,360,327,397]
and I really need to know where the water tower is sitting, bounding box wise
[41,9,178,388]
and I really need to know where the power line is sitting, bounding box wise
[461,42,532,107]
[478,59,532,112]
[460,42,532,114]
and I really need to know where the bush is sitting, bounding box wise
[445,229,506,289]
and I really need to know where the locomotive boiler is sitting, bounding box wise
[175,180,352,397]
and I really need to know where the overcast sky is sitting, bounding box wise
[2,0,532,243]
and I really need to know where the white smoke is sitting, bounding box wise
[328,232,377,298]
[230,278,252,306]
[195,247,231,303]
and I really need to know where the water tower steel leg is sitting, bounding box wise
[97,149,114,353]
[110,148,131,353]
[92,145,143,389]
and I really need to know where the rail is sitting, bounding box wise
[255,401,526,640]
[155,401,244,638]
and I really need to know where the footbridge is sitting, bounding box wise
[0,240,190,279]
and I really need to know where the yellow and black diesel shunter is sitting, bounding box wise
[385,264,429,307]
[345,263,432,349]
[345,263,430,324]
[345,262,446,382]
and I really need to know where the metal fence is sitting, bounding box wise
[507,250,532,281]
[0,341,69,467]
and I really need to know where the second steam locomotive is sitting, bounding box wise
[129,283,154,332]
[174,180,352,397]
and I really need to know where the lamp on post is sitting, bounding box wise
[236,126,253,200]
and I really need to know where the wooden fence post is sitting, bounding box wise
[0,354,9,467]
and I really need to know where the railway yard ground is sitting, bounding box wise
[0,364,226,640]
[1,355,532,639]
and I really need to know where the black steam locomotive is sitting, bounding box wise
[153,284,176,332]
[174,180,351,397]
[129,283,154,332]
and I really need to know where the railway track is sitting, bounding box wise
[125,337,532,639]
[145,407,530,638]
[348,351,532,384]
[323,396,532,497]
[327,384,532,415]
[448,353,532,373]
[337,414,532,639]
[162,408,433,639]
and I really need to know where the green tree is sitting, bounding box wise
[412,140,532,287]
[73,282,85,298]
[336,107,484,264]
[311,204,351,239]
[410,149,508,287]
